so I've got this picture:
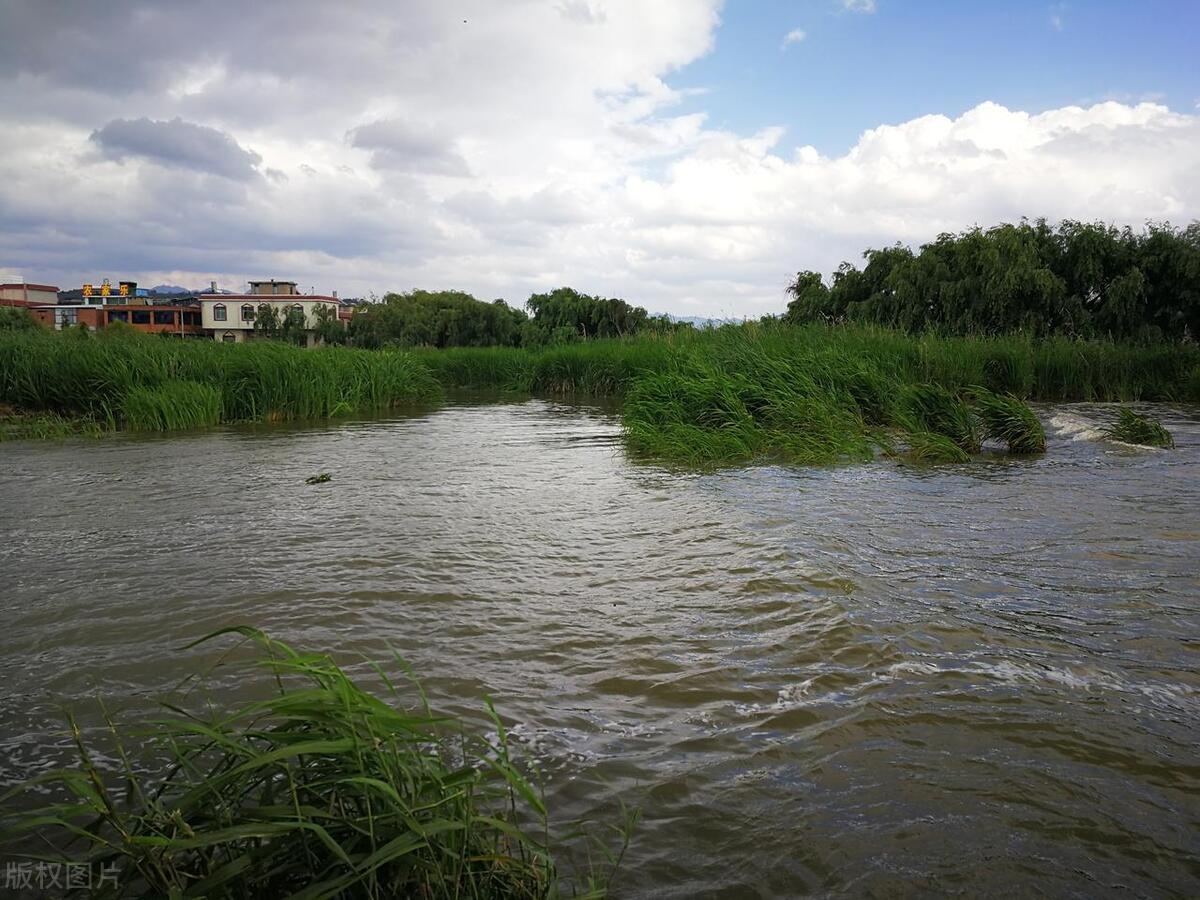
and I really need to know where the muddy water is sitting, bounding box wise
[1,401,1198,897]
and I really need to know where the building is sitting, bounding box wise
[0,282,60,307]
[6,275,347,345]
[26,302,204,335]
[198,280,344,346]
[10,278,204,335]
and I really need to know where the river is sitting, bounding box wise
[1,399,1198,897]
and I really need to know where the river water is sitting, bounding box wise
[1,400,1198,897]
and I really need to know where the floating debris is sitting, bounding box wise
[305,472,333,484]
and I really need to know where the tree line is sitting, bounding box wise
[784,220,1200,342]
[344,287,675,350]
[0,288,676,348]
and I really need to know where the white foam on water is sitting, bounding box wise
[733,657,1196,718]
[1047,411,1168,451]
[965,659,1195,710]
[1048,411,1106,442]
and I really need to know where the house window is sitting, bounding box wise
[107,310,128,323]
[58,309,78,327]
[214,304,227,321]
[241,304,255,321]
[221,331,236,343]
[132,310,151,324]
[154,310,176,325]
[183,311,200,326]
[291,304,303,314]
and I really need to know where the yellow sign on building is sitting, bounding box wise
[82,284,93,297]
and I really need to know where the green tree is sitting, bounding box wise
[525,287,650,341]
[807,219,1200,341]
[783,271,831,323]
[348,291,527,349]
[254,304,281,339]
[313,304,346,346]
[280,306,308,346]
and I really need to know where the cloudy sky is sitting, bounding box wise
[1,0,1197,317]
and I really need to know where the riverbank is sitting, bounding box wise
[2,325,1194,463]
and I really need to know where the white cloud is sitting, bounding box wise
[782,28,807,50]
[842,0,877,13]
[0,2,1197,317]
[1049,2,1067,30]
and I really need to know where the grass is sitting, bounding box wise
[0,407,110,440]
[1104,407,1175,448]
[902,432,971,464]
[895,384,981,453]
[0,627,632,899]
[416,340,679,395]
[2,321,1193,465]
[122,381,223,431]
[0,330,441,430]
[971,389,1047,454]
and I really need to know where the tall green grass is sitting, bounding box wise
[416,339,680,395]
[414,321,1199,405]
[895,384,980,453]
[0,628,630,899]
[2,322,1192,464]
[0,331,441,430]
[972,389,1047,454]
[122,381,223,431]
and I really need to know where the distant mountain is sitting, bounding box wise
[149,283,191,294]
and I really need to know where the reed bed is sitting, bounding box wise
[416,321,1200,404]
[0,331,440,431]
[0,627,627,899]
[122,381,223,431]
[418,339,680,396]
[1,323,1192,463]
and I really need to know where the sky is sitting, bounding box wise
[0,0,1197,318]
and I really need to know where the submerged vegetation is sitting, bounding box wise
[1105,407,1175,448]
[0,628,631,899]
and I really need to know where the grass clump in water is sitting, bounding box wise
[895,384,981,453]
[0,627,630,899]
[1104,407,1175,448]
[903,431,971,464]
[621,363,873,467]
[971,389,1046,454]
